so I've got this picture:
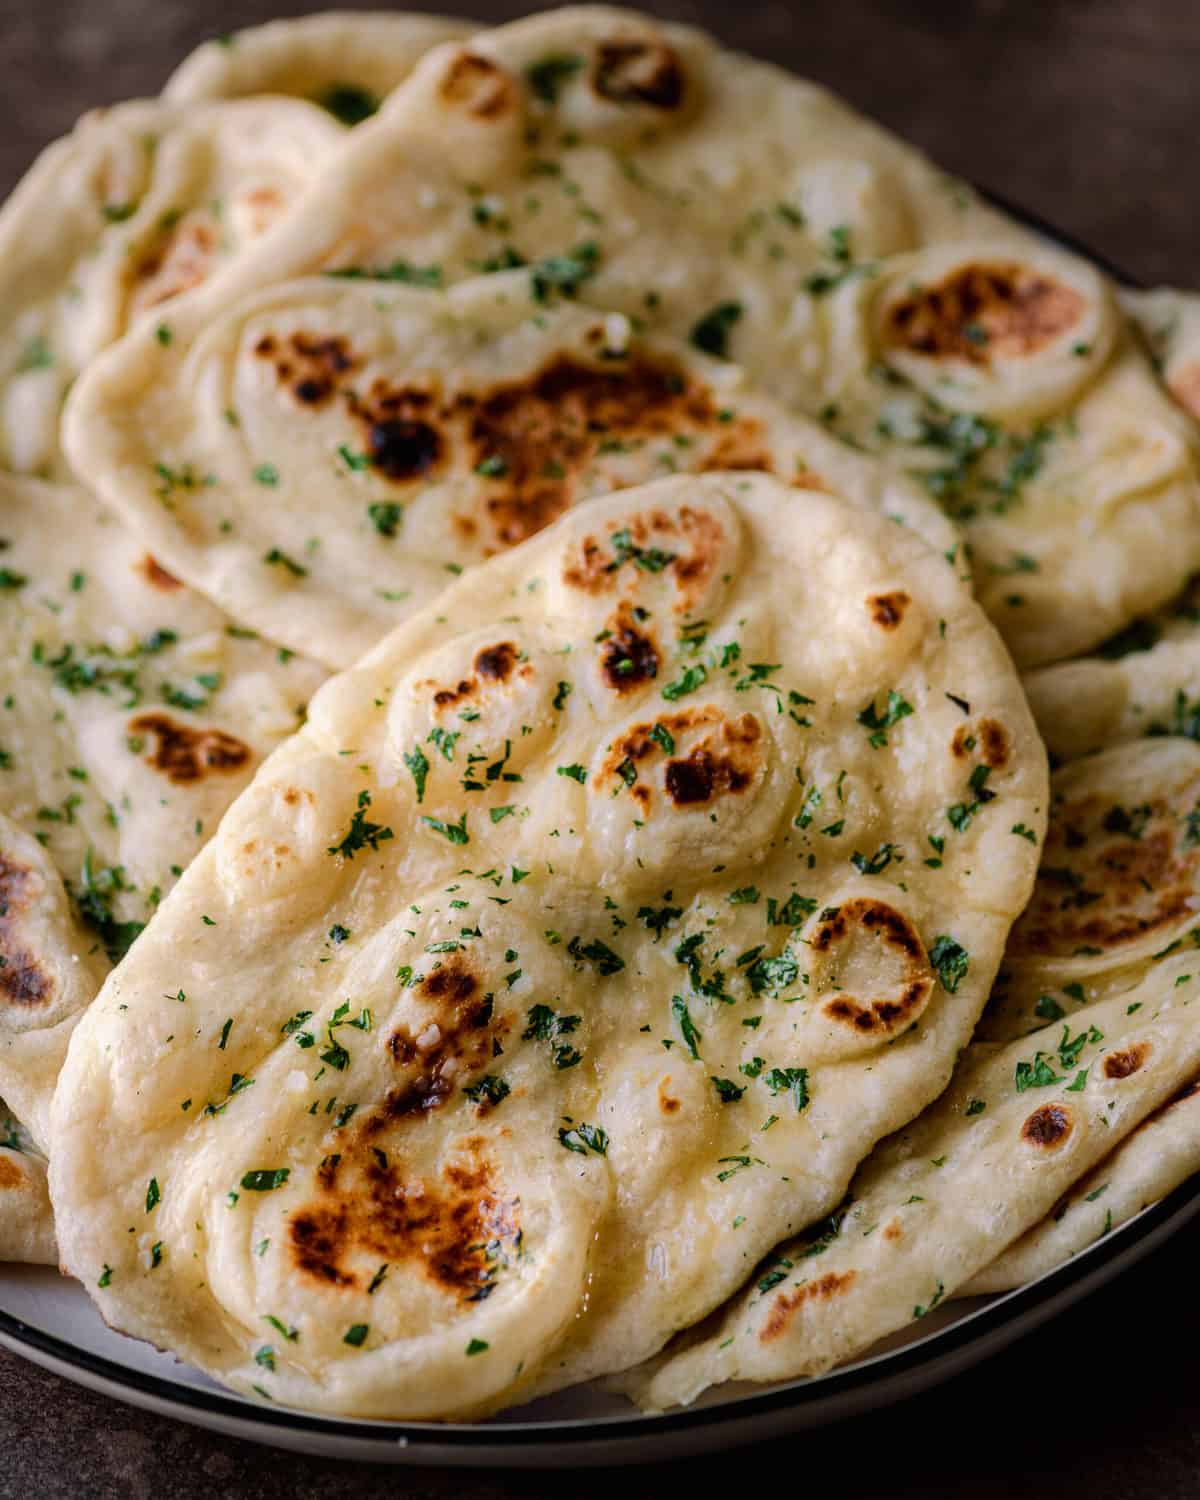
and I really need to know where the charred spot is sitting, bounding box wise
[664,748,750,805]
[698,428,772,474]
[883,1220,903,1243]
[1103,1043,1150,1080]
[760,1270,857,1343]
[600,608,659,692]
[951,718,1010,767]
[824,980,927,1033]
[254,331,360,409]
[0,1156,26,1191]
[0,854,52,1010]
[471,354,733,552]
[1022,1103,1073,1148]
[1009,788,1200,958]
[592,39,684,108]
[811,899,932,1037]
[137,555,183,591]
[373,961,500,1130]
[439,51,515,117]
[868,591,910,630]
[811,898,923,961]
[884,262,1086,365]
[128,714,251,785]
[563,504,725,616]
[658,1077,681,1114]
[367,418,441,481]
[474,642,518,682]
[289,1138,518,1299]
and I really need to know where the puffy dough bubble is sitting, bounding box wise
[584,699,788,889]
[546,486,742,635]
[385,626,564,792]
[871,240,1117,422]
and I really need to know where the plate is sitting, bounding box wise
[3,1177,1199,1465]
[2,193,1192,1463]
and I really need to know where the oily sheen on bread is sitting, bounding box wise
[163,11,473,111]
[0,474,325,1150]
[62,5,1200,666]
[63,270,959,668]
[0,94,344,476]
[622,949,1200,1410]
[50,472,1045,1418]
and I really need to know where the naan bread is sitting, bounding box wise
[966,1068,1200,1295]
[62,5,1200,667]
[0,474,325,1148]
[164,12,474,113]
[623,951,1200,1410]
[63,270,959,668]
[0,94,344,476]
[1023,575,1200,759]
[50,472,1044,1420]
[1126,286,1200,426]
[979,738,1200,1042]
[0,1099,54,1266]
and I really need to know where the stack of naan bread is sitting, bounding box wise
[2,6,1198,1420]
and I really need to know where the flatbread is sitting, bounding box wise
[1022,575,1200,760]
[966,1068,1200,1294]
[0,94,344,477]
[622,950,1200,1409]
[63,269,960,669]
[0,474,325,1148]
[50,472,1044,1420]
[979,738,1200,1043]
[0,1099,54,1266]
[164,12,474,115]
[62,5,1200,667]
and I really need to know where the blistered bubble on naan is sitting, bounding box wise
[64,271,958,668]
[163,12,473,115]
[62,5,1200,668]
[966,1068,1200,1295]
[0,474,325,1145]
[0,1098,55,1266]
[979,738,1200,1043]
[0,96,343,475]
[872,242,1115,423]
[622,952,1200,1410]
[50,474,1044,1420]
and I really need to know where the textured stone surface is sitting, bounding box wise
[1,1,1198,1494]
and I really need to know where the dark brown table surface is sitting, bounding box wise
[1,1,1197,1495]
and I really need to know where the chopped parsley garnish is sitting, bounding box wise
[328,790,394,858]
[421,811,470,845]
[318,84,380,126]
[241,1169,290,1191]
[367,501,403,537]
[526,53,584,103]
[764,1066,810,1111]
[857,690,913,748]
[464,1074,510,1107]
[558,1122,609,1156]
[929,935,969,993]
[689,301,743,359]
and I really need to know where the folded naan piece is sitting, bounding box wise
[967,1069,1200,1294]
[0,474,325,1150]
[64,270,959,668]
[0,1099,54,1266]
[62,5,1200,667]
[50,473,1044,1420]
[0,94,344,477]
[622,951,1200,1410]
[979,738,1200,1043]
[164,12,473,115]
[1022,576,1200,759]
